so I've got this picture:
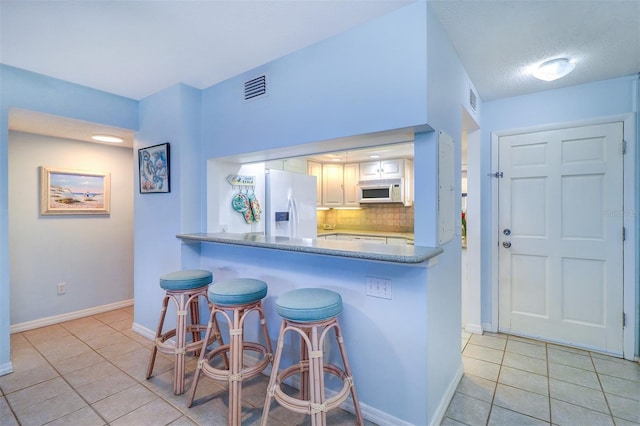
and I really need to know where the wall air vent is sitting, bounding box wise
[469,88,478,113]
[244,75,267,101]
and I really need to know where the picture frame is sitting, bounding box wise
[40,167,111,215]
[138,143,170,193]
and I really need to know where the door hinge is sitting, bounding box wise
[623,227,626,241]
[488,172,503,178]
[623,312,626,327]
[622,140,627,155]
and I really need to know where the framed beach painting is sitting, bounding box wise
[138,143,170,193]
[40,167,111,215]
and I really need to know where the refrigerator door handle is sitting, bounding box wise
[289,197,297,238]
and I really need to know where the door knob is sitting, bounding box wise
[503,241,511,248]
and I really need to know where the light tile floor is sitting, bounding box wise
[1,307,639,425]
[443,331,640,426]
[0,307,365,425]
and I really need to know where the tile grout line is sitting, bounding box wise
[589,350,616,422]
[482,334,508,426]
[545,341,552,426]
[13,327,112,426]
[64,312,192,425]
[1,393,21,425]
[11,310,148,426]
[48,312,142,425]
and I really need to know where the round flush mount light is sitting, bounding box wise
[91,134,124,143]
[532,58,575,82]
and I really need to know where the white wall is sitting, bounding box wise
[8,131,134,326]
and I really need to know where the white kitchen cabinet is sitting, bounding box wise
[386,237,408,245]
[343,163,360,206]
[322,163,344,207]
[307,161,323,207]
[351,235,387,243]
[359,158,405,181]
[266,158,307,174]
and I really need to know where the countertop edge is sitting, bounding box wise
[176,233,442,265]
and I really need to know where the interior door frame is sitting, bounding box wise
[490,114,637,360]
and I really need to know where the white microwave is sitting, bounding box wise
[359,179,404,203]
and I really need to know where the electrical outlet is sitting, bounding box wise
[365,276,392,299]
[57,282,66,295]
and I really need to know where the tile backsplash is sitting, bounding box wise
[317,204,414,233]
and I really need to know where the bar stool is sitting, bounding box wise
[187,278,273,425]
[146,269,217,395]
[261,288,363,426]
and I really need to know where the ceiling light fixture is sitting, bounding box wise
[532,58,575,82]
[91,134,124,143]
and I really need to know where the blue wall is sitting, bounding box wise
[134,84,203,331]
[2,2,473,422]
[201,3,428,156]
[0,64,138,372]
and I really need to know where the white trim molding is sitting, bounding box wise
[10,299,133,334]
[430,364,464,426]
[0,361,13,377]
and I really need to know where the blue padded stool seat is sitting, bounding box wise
[148,269,215,395]
[188,277,273,424]
[160,270,213,291]
[208,278,268,306]
[276,288,343,322]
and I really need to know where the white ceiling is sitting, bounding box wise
[0,0,413,100]
[429,0,640,101]
[2,0,639,145]
[2,0,638,103]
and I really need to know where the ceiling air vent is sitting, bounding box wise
[469,88,478,113]
[244,75,267,101]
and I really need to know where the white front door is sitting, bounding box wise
[498,122,624,354]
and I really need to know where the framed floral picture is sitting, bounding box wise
[138,143,170,193]
[40,167,111,215]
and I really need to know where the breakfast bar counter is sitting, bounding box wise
[174,231,460,425]
[176,232,442,265]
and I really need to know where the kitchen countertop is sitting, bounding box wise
[177,232,441,264]
[317,229,414,241]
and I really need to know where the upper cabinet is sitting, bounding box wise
[307,161,323,207]
[309,162,360,208]
[322,163,344,207]
[343,163,360,207]
[359,158,406,181]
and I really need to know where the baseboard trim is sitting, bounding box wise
[482,322,498,333]
[430,363,464,426]
[10,299,134,334]
[0,361,14,377]
[131,322,156,341]
[464,323,483,335]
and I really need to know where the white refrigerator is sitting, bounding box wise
[264,169,317,239]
